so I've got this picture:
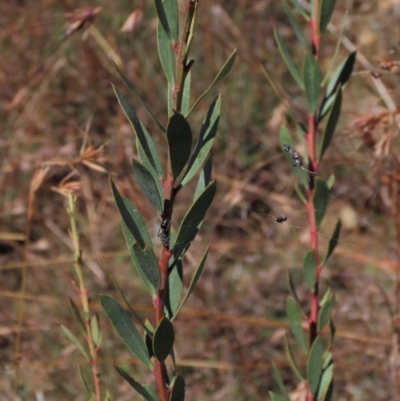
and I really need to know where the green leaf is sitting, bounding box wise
[68,297,85,337]
[78,366,94,396]
[279,0,308,48]
[287,271,301,306]
[269,392,289,401]
[286,297,307,353]
[181,95,221,186]
[288,0,309,19]
[169,374,185,401]
[115,364,156,400]
[294,182,307,203]
[322,380,334,401]
[133,159,163,214]
[326,174,335,189]
[166,259,183,319]
[100,296,153,369]
[104,262,150,334]
[318,295,335,332]
[303,251,316,292]
[132,242,161,295]
[172,246,209,321]
[167,112,193,180]
[322,219,341,265]
[143,384,160,401]
[157,6,175,85]
[174,181,216,258]
[271,362,290,401]
[284,333,304,381]
[313,178,330,228]
[111,59,165,133]
[274,30,304,89]
[154,0,173,42]
[193,154,213,201]
[153,317,175,362]
[61,325,89,361]
[113,85,162,175]
[303,52,321,114]
[329,319,336,347]
[90,314,101,348]
[320,0,338,34]
[279,125,309,188]
[317,353,333,401]
[187,49,236,117]
[307,336,323,396]
[182,70,191,117]
[319,86,342,160]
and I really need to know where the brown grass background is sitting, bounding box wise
[1,0,400,400]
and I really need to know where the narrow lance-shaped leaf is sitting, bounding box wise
[133,159,163,214]
[172,246,209,321]
[313,178,330,228]
[286,296,308,353]
[153,317,175,362]
[187,49,236,117]
[115,364,157,401]
[181,70,191,117]
[100,295,153,370]
[326,174,335,190]
[271,362,291,401]
[143,384,160,401]
[287,270,301,306]
[317,353,334,401]
[154,0,173,41]
[61,325,89,361]
[322,219,341,265]
[274,30,304,89]
[303,251,316,292]
[307,336,324,396]
[318,294,335,332]
[90,314,101,348]
[68,297,85,336]
[279,0,308,48]
[111,59,165,133]
[169,374,185,401]
[320,0,338,34]
[285,334,304,381]
[193,154,213,201]
[279,125,309,188]
[167,112,192,180]
[319,86,342,161]
[181,95,221,187]
[78,366,94,397]
[166,259,183,319]
[303,51,321,114]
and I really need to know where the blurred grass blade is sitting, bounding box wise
[174,181,216,258]
[313,178,330,228]
[279,0,308,48]
[307,336,323,396]
[61,325,89,361]
[68,297,85,336]
[169,374,185,401]
[303,251,316,292]
[319,86,342,161]
[320,0,338,34]
[279,125,309,188]
[133,159,163,214]
[100,295,153,370]
[113,85,161,174]
[167,112,192,179]
[181,95,221,186]
[318,294,335,332]
[274,30,304,89]
[111,60,165,133]
[284,333,304,381]
[187,49,236,117]
[132,243,161,295]
[104,262,150,334]
[153,317,175,362]
[322,219,341,265]
[193,154,213,201]
[303,51,321,114]
[154,0,173,41]
[271,362,290,401]
[115,364,157,401]
[167,259,183,319]
[286,297,308,353]
[172,246,209,321]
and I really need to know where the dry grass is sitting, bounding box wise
[1,1,400,400]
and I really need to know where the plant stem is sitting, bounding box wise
[67,193,101,401]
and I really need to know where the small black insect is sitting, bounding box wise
[275,216,288,223]
[283,143,291,153]
[158,218,171,248]
[291,151,303,167]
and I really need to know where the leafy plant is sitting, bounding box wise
[268,1,355,400]
[101,1,235,400]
